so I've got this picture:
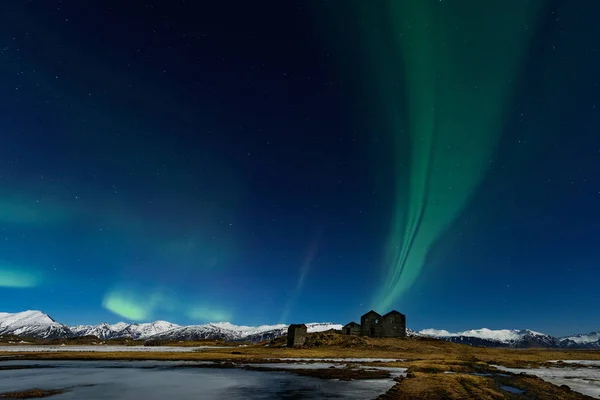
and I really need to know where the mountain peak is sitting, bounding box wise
[0,310,56,326]
[560,331,600,345]
[1,311,598,349]
[0,311,70,339]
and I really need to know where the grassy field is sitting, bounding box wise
[1,333,599,399]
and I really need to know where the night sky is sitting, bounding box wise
[1,1,599,336]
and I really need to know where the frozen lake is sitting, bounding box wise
[0,345,222,352]
[0,360,397,399]
[548,360,600,367]
[271,358,403,362]
[493,364,600,399]
[248,362,407,377]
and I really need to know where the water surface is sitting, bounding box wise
[0,360,396,399]
[493,364,600,398]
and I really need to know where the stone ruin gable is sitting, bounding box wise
[342,310,407,338]
[360,310,384,337]
[381,310,406,337]
[287,324,307,347]
[343,321,361,336]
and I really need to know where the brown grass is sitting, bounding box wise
[2,333,599,399]
[0,389,65,399]
[2,337,600,365]
[266,330,370,348]
[2,336,600,364]
[379,373,506,400]
[378,369,593,400]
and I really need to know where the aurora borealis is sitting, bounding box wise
[361,0,545,310]
[1,1,599,336]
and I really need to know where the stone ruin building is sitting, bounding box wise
[287,323,308,347]
[343,310,406,338]
[286,310,405,348]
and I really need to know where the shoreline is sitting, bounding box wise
[2,340,599,399]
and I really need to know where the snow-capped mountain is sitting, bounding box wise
[237,322,343,343]
[559,332,600,348]
[70,321,180,340]
[0,311,341,343]
[70,322,128,339]
[418,328,560,348]
[1,310,597,348]
[148,322,342,342]
[0,311,72,340]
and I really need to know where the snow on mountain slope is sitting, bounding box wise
[240,322,344,343]
[307,323,343,333]
[0,310,53,327]
[420,328,545,342]
[71,321,180,340]
[110,322,130,331]
[149,324,246,341]
[70,323,125,339]
[559,332,600,348]
[1,310,597,348]
[129,321,180,339]
[419,329,452,337]
[561,332,600,344]
[148,322,343,342]
[0,310,72,339]
[209,322,288,337]
[419,328,559,348]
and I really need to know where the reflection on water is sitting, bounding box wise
[0,360,396,399]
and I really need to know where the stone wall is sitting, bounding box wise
[343,322,361,336]
[381,311,406,337]
[344,310,407,338]
[287,324,307,347]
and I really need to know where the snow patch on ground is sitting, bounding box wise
[248,362,341,370]
[548,360,600,366]
[363,366,408,378]
[493,365,600,399]
[248,362,407,377]
[272,357,403,362]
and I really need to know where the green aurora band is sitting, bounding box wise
[102,285,232,322]
[351,1,546,310]
[0,263,41,288]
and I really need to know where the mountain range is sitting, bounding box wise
[0,311,342,343]
[1,310,598,348]
[417,328,598,349]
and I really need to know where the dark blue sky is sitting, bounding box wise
[0,1,599,337]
